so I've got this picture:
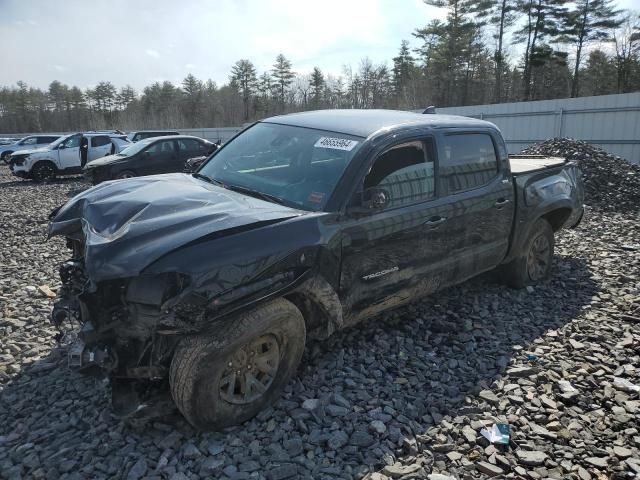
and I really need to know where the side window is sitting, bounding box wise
[439,133,498,193]
[91,136,111,147]
[62,135,81,149]
[146,140,175,155]
[37,137,53,144]
[177,139,202,152]
[364,140,435,208]
[22,137,37,145]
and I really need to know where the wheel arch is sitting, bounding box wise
[283,274,344,341]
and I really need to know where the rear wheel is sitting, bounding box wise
[500,218,554,288]
[115,170,136,180]
[32,162,56,183]
[169,298,306,431]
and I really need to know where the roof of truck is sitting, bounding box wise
[262,109,496,138]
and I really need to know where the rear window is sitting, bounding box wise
[439,133,498,193]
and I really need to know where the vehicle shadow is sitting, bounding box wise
[0,254,598,479]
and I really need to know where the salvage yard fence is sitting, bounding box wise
[435,92,640,164]
[3,92,639,164]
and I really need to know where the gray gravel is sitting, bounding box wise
[0,159,639,479]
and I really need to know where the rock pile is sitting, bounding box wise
[521,138,640,213]
[0,164,638,479]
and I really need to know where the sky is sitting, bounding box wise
[0,0,637,92]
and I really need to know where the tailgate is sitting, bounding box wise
[509,155,566,174]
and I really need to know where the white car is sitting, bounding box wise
[9,133,130,182]
[0,135,62,163]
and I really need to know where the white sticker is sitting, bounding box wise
[314,137,358,151]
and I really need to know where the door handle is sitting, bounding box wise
[495,198,511,208]
[424,215,447,227]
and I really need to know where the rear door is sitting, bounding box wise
[176,139,207,171]
[339,137,458,324]
[89,135,112,160]
[435,131,514,283]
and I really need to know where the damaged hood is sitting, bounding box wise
[48,173,304,281]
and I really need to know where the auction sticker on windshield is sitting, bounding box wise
[314,137,359,151]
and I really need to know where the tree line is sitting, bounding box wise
[0,0,639,134]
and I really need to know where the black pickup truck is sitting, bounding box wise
[48,110,584,430]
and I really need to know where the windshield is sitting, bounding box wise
[117,138,155,156]
[199,123,362,211]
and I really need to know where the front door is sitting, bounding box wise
[141,139,179,175]
[58,134,82,170]
[339,138,456,325]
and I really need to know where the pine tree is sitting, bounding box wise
[473,0,517,102]
[560,0,622,97]
[230,59,258,121]
[309,67,325,108]
[514,0,568,100]
[271,54,295,110]
[392,40,415,106]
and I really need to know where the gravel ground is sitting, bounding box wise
[0,153,639,480]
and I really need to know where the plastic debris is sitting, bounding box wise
[480,423,510,445]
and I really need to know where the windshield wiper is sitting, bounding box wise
[192,172,225,187]
[224,183,288,206]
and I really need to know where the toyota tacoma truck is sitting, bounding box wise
[48,110,584,430]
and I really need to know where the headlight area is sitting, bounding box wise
[55,272,191,380]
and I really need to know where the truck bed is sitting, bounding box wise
[509,155,566,174]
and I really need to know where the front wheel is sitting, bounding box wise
[500,218,554,288]
[31,162,57,183]
[1,152,12,164]
[169,298,306,431]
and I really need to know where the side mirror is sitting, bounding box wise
[348,187,390,215]
[363,187,390,210]
[58,144,65,149]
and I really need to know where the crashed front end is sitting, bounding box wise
[46,173,308,415]
[50,234,201,414]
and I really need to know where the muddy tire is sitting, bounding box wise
[1,151,12,164]
[500,218,554,288]
[32,162,57,183]
[115,170,136,180]
[169,298,306,431]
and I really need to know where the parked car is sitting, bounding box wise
[48,110,584,430]
[127,130,179,142]
[183,140,221,173]
[9,132,130,182]
[0,137,21,146]
[83,135,216,184]
[1,135,62,163]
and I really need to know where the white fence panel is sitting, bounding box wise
[436,92,640,164]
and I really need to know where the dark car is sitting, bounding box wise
[83,135,215,184]
[127,130,180,142]
[49,110,584,431]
